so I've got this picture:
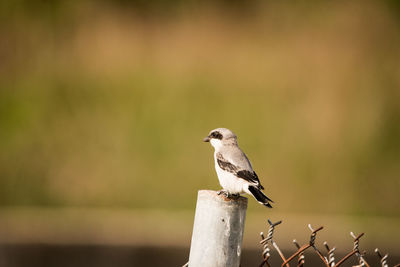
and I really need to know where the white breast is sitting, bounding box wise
[214,157,247,194]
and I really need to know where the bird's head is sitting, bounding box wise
[203,128,237,149]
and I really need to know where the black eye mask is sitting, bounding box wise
[211,131,223,140]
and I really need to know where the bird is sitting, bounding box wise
[203,128,273,208]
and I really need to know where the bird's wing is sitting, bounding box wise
[236,170,263,189]
[216,151,263,188]
[216,153,239,173]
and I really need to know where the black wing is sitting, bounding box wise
[236,170,264,189]
[216,152,264,189]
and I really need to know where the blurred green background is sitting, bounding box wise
[1,0,399,265]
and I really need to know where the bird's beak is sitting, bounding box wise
[203,136,210,142]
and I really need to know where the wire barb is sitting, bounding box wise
[375,248,389,267]
[351,232,369,267]
[259,219,282,267]
[259,231,271,267]
[324,241,336,267]
[308,224,329,267]
[293,239,305,267]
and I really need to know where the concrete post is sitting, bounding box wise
[188,190,248,267]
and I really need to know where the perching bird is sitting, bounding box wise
[203,128,273,208]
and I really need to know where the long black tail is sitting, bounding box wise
[248,185,273,208]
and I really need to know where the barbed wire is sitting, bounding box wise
[258,219,399,267]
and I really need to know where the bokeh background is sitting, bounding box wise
[1,0,399,266]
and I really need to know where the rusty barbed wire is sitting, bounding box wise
[260,232,271,267]
[324,241,336,267]
[293,239,305,267]
[279,224,325,267]
[375,248,389,267]
[308,224,329,266]
[259,219,283,267]
[258,219,399,267]
[351,232,370,267]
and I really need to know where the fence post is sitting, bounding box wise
[188,190,248,267]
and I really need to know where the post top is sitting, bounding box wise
[198,190,248,206]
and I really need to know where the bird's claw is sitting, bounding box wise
[217,190,229,197]
[217,190,240,199]
[230,193,240,199]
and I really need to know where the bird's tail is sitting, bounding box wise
[248,185,273,208]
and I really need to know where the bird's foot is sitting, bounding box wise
[230,193,241,199]
[217,190,240,199]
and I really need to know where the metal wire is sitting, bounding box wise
[324,241,336,267]
[259,220,282,267]
[293,239,305,267]
[260,232,271,259]
[351,232,369,267]
[308,224,329,266]
[376,248,389,267]
[257,218,399,267]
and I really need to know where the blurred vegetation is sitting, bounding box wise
[1,0,399,218]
